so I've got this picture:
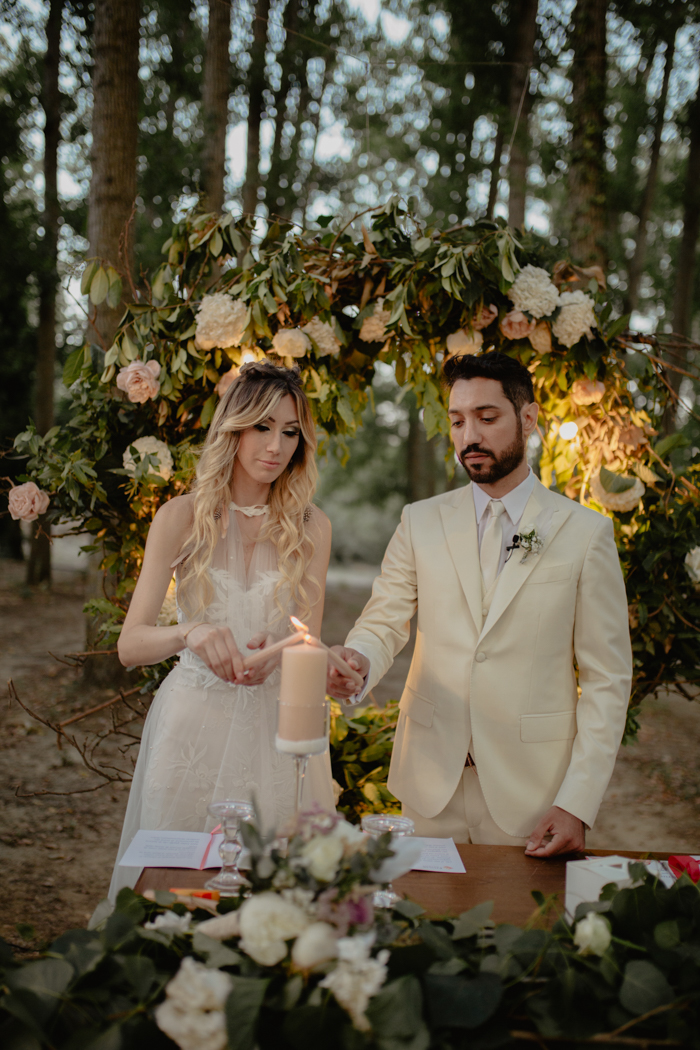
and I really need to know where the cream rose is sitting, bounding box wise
[195,293,248,351]
[155,956,232,1050]
[238,892,310,966]
[472,303,498,330]
[272,327,312,358]
[685,546,700,585]
[8,482,50,522]
[300,833,345,882]
[573,911,611,956]
[500,309,536,340]
[359,299,392,343]
[571,378,605,406]
[291,921,339,970]
[446,328,483,357]
[116,359,161,403]
[144,911,192,934]
[552,290,597,348]
[122,436,174,481]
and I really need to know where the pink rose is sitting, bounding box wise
[8,482,50,522]
[116,359,161,404]
[571,378,605,406]
[216,366,239,396]
[473,303,498,330]
[500,309,536,340]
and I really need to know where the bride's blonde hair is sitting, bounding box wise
[177,361,319,622]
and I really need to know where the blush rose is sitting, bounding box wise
[116,359,161,403]
[8,482,50,522]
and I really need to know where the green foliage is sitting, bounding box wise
[330,700,400,822]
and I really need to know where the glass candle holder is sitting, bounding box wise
[275,699,330,816]
[205,799,255,895]
[361,813,415,909]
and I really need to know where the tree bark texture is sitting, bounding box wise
[27,0,64,587]
[625,34,675,315]
[568,0,608,268]
[242,0,271,219]
[486,123,504,219]
[201,0,232,212]
[87,0,140,349]
[507,0,539,230]
[407,403,436,503]
[671,84,700,343]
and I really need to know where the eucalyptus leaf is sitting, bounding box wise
[89,267,110,305]
[619,960,673,1016]
[452,901,494,940]
[225,976,270,1050]
[599,465,637,493]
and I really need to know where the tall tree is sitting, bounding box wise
[242,0,271,219]
[86,0,140,349]
[568,0,608,267]
[201,0,232,212]
[27,0,64,586]
[507,0,539,229]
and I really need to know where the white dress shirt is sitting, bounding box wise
[346,469,536,705]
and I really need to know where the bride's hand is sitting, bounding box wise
[244,632,279,685]
[184,624,247,684]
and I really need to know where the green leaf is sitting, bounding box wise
[50,929,104,978]
[452,900,494,940]
[225,976,270,1050]
[599,465,637,494]
[200,393,218,427]
[619,960,673,1016]
[366,975,430,1050]
[654,919,680,950]
[106,268,122,310]
[654,432,689,458]
[423,972,502,1029]
[81,259,99,295]
[122,955,156,1000]
[90,267,110,305]
[5,958,74,1024]
[210,230,223,257]
[63,345,86,387]
[414,236,432,253]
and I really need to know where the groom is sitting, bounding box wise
[329,351,632,856]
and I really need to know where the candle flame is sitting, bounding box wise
[290,616,308,633]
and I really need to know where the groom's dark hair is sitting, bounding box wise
[443,351,535,413]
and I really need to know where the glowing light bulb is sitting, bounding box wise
[241,351,256,364]
[559,421,579,441]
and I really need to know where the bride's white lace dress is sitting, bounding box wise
[109,510,334,898]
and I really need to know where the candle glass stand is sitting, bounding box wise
[205,799,255,895]
[361,814,415,909]
[275,700,330,819]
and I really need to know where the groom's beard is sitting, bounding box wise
[459,423,526,485]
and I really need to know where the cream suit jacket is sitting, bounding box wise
[346,478,632,838]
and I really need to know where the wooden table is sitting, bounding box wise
[135,845,668,927]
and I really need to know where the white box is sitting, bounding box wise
[565,855,638,920]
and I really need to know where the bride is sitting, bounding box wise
[109,361,334,897]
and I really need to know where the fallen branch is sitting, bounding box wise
[49,648,119,668]
[57,686,141,731]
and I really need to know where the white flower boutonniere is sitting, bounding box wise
[508,507,555,564]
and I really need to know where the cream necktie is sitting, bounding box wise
[480,499,506,593]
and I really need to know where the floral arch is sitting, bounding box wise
[12,200,700,735]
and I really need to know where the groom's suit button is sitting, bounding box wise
[475,652,486,663]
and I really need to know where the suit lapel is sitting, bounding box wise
[479,481,573,639]
[439,485,483,633]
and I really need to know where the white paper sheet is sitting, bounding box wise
[119,830,224,870]
[411,837,466,874]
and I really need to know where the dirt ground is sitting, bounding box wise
[1,557,699,952]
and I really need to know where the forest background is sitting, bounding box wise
[1,0,700,568]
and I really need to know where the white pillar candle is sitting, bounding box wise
[276,642,328,747]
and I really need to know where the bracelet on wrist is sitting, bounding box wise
[181,622,205,646]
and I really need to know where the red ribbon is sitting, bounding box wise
[199,824,222,870]
[668,855,700,883]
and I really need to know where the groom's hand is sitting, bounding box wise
[327,647,369,700]
[525,806,585,857]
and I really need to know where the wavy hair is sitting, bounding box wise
[176,361,319,623]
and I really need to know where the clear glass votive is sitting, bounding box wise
[205,799,255,895]
[362,813,415,909]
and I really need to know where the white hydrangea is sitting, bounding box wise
[123,436,174,481]
[446,329,483,357]
[302,316,341,357]
[155,957,232,1050]
[238,892,310,966]
[590,472,645,513]
[299,833,345,882]
[359,298,392,343]
[552,290,597,348]
[195,292,248,350]
[574,912,611,957]
[685,546,700,585]
[509,265,560,319]
[291,921,339,970]
[272,327,312,358]
[320,933,389,1031]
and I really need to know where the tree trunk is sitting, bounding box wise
[241,0,271,219]
[625,33,675,315]
[264,0,299,218]
[568,0,608,267]
[486,122,504,219]
[86,0,140,350]
[507,0,539,230]
[27,0,64,587]
[407,401,436,503]
[669,83,700,371]
[201,0,232,213]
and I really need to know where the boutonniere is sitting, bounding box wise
[506,508,555,564]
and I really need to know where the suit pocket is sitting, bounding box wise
[520,710,576,742]
[529,562,573,585]
[399,686,435,728]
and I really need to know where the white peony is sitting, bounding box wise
[196,909,241,941]
[331,819,367,851]
[446,328,483,357]
[319,933,389,1031]
[370,836,424,884]
[195,292,248,350]
[155,956,232,1050]
[144,910,192,934]
[590,472,645,513]
[509,265,560,319]
[302,316,341,357]
[685,546,700,585]
[552,290,597,348]
[359,298,392,343]
[272,327,312,358]
[300,833,345,882]
[123,436,174,481]
[238,892,310,966]
[573,911,611,957]
[291,921,339,970]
